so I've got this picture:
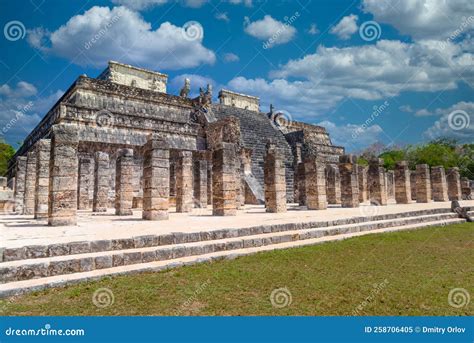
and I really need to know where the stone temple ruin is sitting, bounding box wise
[0,61,473,296]
[1,61,473,225]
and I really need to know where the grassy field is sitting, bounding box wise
[1,223,473,316]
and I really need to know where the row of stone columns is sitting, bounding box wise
[10,123,471,225]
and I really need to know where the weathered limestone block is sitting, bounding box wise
[24,149,37,215]
[212,142,237,216]
[93,152,109,212]
[394,161,411,204]
[34,139,51,219]
[326,164,341,205]
[386,170,395,199]
[338,155,359,208]
[410,170,417,200]
[77,157,93,210]
[142,135,170,220]
[115,149,134,215]
[461,177,472,200]
[48,124,79,226]
[297,162,306,206]
[447,167,462,201]
[357,165,368,203]
[14,156,27,214]
[431,166,449,202]
[176,151,193,213]
[193,159,208,208]
[304,156,326,210]
[368,158,387,205]
[416,164,432,203]
[264,141,287,213]
[0,177,6,189]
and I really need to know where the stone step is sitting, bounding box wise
[0,217,466,298]
[0,212,463,284]
[2,207,463,263]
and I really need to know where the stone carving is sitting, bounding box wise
[179,78,190,98]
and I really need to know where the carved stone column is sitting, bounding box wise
[386,170,395,199]
[431,166,449,202]
[77,157,93,210]
[368,158,387,205]
[410,170,417,200]
[416,164,432,203]
[176,151,193,213]
[264,140,287,213]
[304,156,327,210]
[115,149,134,215]
[338,155,359,208]
[142,135,170,220]
[326,164,341,205]
[447,167,462,201]
[357,165,368,203]
[193,159,208,208]
[24,149,37,215]
[93,152,109,212]
[212,142,237,216]
[34,139,51,219]
[461,177,472,200]
[394,161,411,204]
[14,156,27,214]
[297,162,306,206]
[48,124,79,226]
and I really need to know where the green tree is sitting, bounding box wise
[0,140,15,176]
[379,149,406,170]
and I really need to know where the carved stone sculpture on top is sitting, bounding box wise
[179,78,190,98]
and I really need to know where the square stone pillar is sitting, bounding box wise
[212,142,237,216]
[93,152,109,212]
[357,165,368,203]
[296,162,306,206]
[77,157,93,209]
[207,162,213,205]
[48,124,79,226]
[264,141,287,213]
[142,135,170,220]
[447,167,462,201]
[368,158,388,205]
[193,159,208,208]
[431,166,449,202]
[34,139,51,219]
[410,170,417,200]
[115,149,134,215]
[416,164,432,203]
[304,156,327,210]
[394,161,411,204]
[176,151,193,213]
[386,170,395,199]
[326,164,341,205]
[0,177,6,189]
[14,156,27,214]
[461,177,472,200]
[24,149,37,215]
[338,155,359,208]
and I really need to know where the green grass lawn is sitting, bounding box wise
[1,223,473,316]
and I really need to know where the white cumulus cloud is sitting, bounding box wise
[27,6,215,70]
[244,15,297,47]
[330,14,358,40]
[424,101,473,142]
[362,0,474,40]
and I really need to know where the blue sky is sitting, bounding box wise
[0,0,473,151]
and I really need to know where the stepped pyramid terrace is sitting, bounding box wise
[0,61,473,297]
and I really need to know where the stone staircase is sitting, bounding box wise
[0,207,470,298]
[213,104,294,202]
